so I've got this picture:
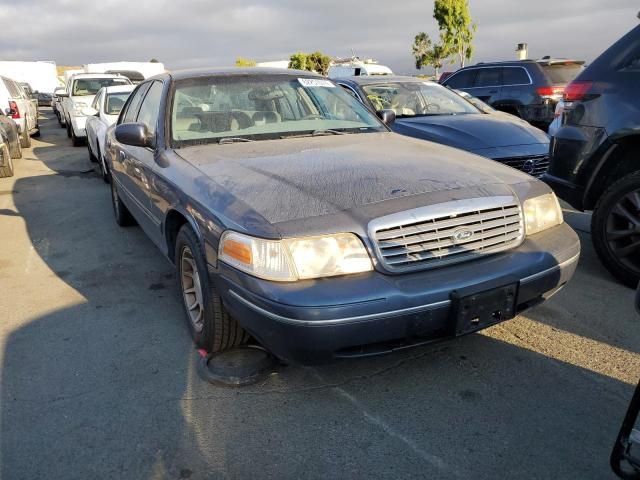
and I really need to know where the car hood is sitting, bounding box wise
[71,95,96,107]
[176,132,536,233]
[392,113,549,154]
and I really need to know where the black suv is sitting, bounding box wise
[544,23,640,287]
[441,59,584,127]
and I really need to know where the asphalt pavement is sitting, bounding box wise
[1,109,638,479]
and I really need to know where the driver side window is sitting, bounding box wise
[135,82,163,137]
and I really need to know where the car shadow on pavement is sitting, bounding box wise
[1,113,636,479]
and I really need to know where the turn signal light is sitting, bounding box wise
[222,238,252,265]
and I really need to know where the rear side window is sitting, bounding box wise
[444,69,477,89]
[502,67,530,85]
[3,79,22,98]
[474,68,501,87]
[541,64,585,84]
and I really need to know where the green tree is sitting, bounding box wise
[433,0,477,67]
[412,32,449,76]
[235,57,256,67]
[288,52,308,71]
[307,51,331,76]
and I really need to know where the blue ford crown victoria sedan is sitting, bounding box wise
[106,68,580,363]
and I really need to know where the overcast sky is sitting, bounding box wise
[1,0,638,73]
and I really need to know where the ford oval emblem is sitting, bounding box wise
[452,228,474,243]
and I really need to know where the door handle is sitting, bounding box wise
[119,151,126,162]
[489,90,498,94]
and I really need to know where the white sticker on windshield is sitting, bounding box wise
[298,78,335,88]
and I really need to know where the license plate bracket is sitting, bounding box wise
[450,283,518,336]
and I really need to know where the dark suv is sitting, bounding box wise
[441,59,584,127]
[544,23,640,287]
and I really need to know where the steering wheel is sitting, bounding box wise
[425,103,441,113]
[301,114,324,120]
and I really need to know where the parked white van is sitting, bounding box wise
[328,62,393,79]
[59,73,131,146]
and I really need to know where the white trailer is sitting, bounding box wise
[328,60,393,79]
[83,62,165,81]
[0,61,59,93]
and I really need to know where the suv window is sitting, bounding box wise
[474,68,501,87]
[445,69,477,89]
[502,67,530,85]
[135,82,163,137]
[540,64,585,84]
[3,78,22,98]
[122,83,151,123]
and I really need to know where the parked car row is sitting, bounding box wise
[56,73,132,146]
[100,67,580,364]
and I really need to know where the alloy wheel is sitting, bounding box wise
[606,188,640,275]
[180,246,205,333]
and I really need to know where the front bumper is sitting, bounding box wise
[70,115,87,138]
[214,223,580,364]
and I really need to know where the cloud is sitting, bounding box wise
[0,0,637,73]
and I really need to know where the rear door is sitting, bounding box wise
[470,67,502,104]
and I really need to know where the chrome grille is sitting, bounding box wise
[370,197,524,273]
[498,154,550,178]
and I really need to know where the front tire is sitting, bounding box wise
[591,171,640,287]
[175,225,248,352]
[71,128,83,147]
[0,143,14,178]
[110,179,136,227]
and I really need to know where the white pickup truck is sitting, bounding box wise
[59,73,131,146]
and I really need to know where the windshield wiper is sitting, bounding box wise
[281,129,348,139]
[218,137,254,144]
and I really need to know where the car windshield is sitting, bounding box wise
[540,63,585,84]
[72,78,130,96]
[105,93,131,115]
[361,81,480,117]
[171,75,386,145]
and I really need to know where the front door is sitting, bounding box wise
[470,67,502,104]
[118,81,165,247]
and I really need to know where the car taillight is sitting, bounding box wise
[8,101,19,119]
[536,86,565,98]
[564,81,594,102]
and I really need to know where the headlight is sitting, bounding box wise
[72,102,88,117]
[219,231,373,281]
[523,193,563,235]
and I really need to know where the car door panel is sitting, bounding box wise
[120,81,164,246]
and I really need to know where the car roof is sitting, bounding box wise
[336,75,435,85]
[101,85,137,93]
[163,67,322,81]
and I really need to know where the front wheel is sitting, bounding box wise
[175,225,248,351]
[591,171,640,287]
[9,136,21,159]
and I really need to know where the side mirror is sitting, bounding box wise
[377,109,396,126]
[115,123,153,148]
[82,107,99,117]
[57,91,69,98]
